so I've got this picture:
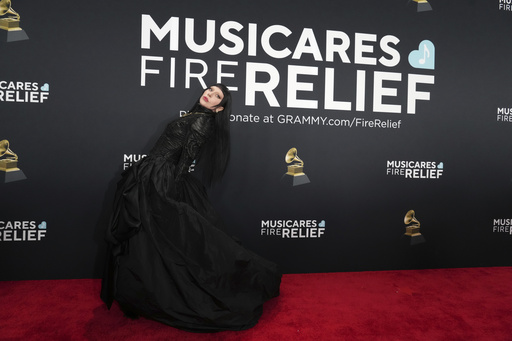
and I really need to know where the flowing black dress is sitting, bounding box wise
[101,112,281,332]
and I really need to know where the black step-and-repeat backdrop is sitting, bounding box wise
[2,0,512,280]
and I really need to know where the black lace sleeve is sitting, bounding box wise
[175,114,214,180]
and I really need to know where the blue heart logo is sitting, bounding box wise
[318,220,326,228]
[437,162,444,169]
[408,40,435,70]
[40,83,50,92]
[38,221,47,229]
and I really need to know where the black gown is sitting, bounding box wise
[100,112,281,332]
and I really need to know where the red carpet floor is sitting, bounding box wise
[1,267,511,341]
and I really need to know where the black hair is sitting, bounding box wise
[188,84,231,186]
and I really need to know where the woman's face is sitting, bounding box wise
[199,86,224,112]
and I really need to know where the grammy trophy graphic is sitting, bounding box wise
[403,210,426,245]
[0,140,27,183]
[407,0,433,12]
[0,0,29,42]
[281,148,310,186]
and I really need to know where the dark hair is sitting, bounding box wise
[189,84,231,186]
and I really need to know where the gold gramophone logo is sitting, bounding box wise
[281,147,310,186]
[407,0,433,12]
[0,0,29,42]
[403,210,426,245]
[0,139,27,183]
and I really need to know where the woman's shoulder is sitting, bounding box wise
[185,112,215,132]
[188,112,215,124]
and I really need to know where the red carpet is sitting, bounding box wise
[1,267,511,340]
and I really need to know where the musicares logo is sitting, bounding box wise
[123,154,146,170]
[499,0,512,11]
[492,219,512,235]
[123,153,195,172]
[496,107,512,122]
[0,220,47,242]
[140,15,435,115]
[386,160,444,179]
[0,81,50,103]
[261,219,326,238]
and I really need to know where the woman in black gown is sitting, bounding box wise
[101,84,281,332]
